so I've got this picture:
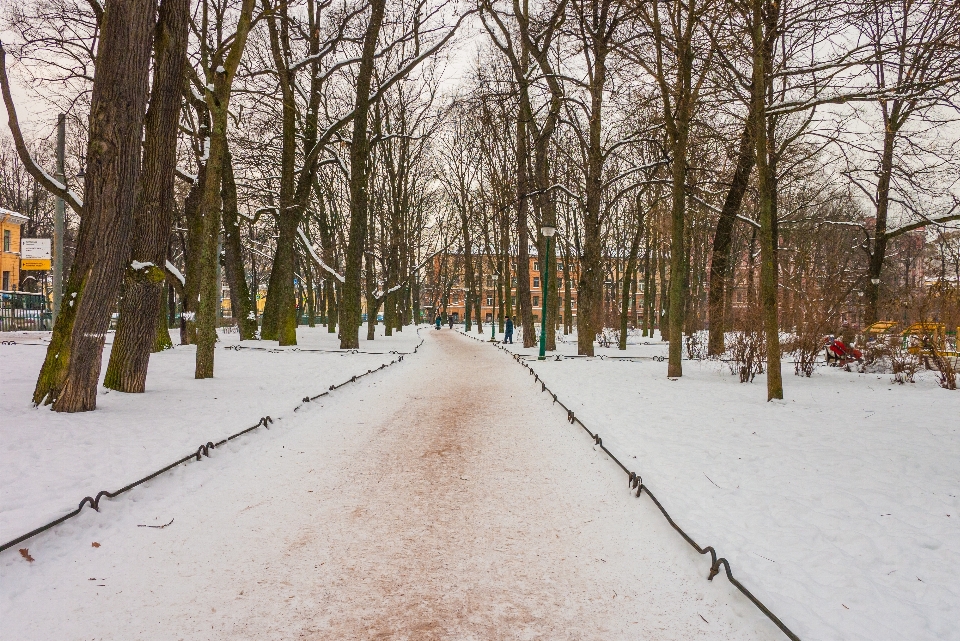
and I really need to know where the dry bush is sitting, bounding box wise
[921,336,957,390]
[685,331,707,360]
[596,327,618,347]
[726,306,765,383]
[890,339,920,384]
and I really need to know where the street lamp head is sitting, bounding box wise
[540,225,556,238]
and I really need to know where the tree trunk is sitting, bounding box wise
[865,128,897,325]
[194,0,255,378]
[33,0,157,411]
[666,124,690,377]
[340,0,386,349]
[104,0,189,393]
[260,1,300,346]
[707,112,756,355]
[154,287,173,351]
[221,150,257,339]
[180,165,206,345]
[620,208,644,350]
[658,244,669,341]
[752,0,782,400]
[516,119,535,348]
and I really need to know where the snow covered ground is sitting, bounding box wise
[0,325,421,545]
[1,328,780,640]
[476,326,960,641]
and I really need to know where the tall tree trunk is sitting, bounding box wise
[104,0,188,393]
[194,0,256,378]
[666,123,690,376]
[658,243,669,341]
[221,150,257,339]
[181,165,206,344]
[33,0,156,411]
[865,128,897,325]
[707,111,756,355]
[516,116,535,347]
[154,285,173,351]
[620,208,644,350]
[260,1,300,345]
[752,0,782,400]
[340,0,386,349]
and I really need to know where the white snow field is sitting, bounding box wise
[0,325,422,545]
[0,327,781,640]
[479,326,960,641]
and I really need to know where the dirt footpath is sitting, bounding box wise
[0,328,780,640]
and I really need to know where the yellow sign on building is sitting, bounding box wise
[21,259,51,271]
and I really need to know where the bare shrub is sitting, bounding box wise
[890,339,920,384]
[921,335,958,390]
[727,330,765,382]
[685,331,707,360]
[596,327,618,348]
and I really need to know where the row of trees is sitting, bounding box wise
[425,0,960,401]
[1,0,958,411]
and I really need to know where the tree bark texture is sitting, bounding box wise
[340,0,386,349]
[194,0,256,378]
[104,0,189,393]
[620,207,644,350]
[260,1,300,345]
[707,110,756,355]
[180,164,206,344]
[222,150,257,339]
[33,0,157,411]
[751,0,783,400]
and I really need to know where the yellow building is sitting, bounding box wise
[1,207,28,291]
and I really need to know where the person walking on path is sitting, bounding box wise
[435,314,442,330]
[448,315,454,330]
[504,316,514,344]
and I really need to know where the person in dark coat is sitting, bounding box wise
[504,316,514,344]
[448,315,454,329]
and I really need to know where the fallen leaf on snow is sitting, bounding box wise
[91,542,100,548]
[19,548,34,562]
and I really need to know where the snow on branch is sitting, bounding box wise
[297,227,345,283]
[165,260,185,285]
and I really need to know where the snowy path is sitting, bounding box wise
[1,329,780,640]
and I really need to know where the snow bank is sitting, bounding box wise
[0,325,423,545]
[471,329,960,641]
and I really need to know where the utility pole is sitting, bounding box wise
[52,113,65,323]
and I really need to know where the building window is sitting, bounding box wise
[486,275,494,287]
[2,230,10,252]
[2,271,9,290]
[533,296,539,306]
[533,277,540,288]
[533,261,539,272]
[486,296,493,306]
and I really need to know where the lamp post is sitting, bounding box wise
[490,273,499,341]
[539,225,556,360]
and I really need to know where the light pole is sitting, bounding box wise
[52,114,65,324]
[538,225,556,360]
[490,273,499,341]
